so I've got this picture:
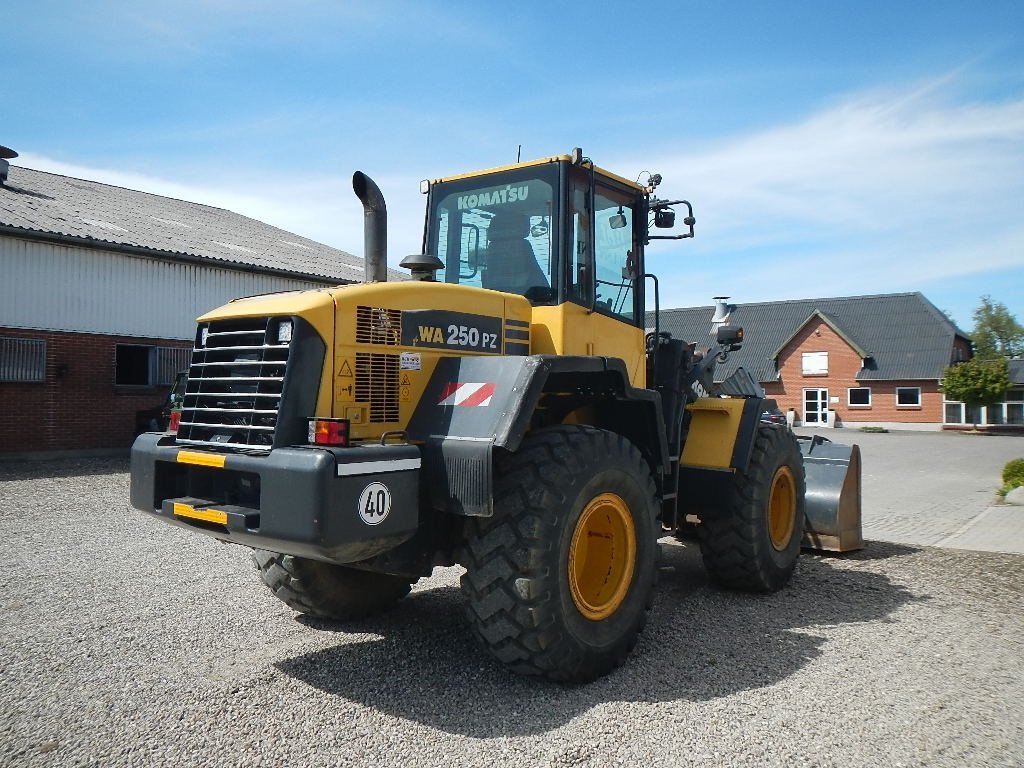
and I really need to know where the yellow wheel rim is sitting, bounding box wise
[767,465,797,551]
[568,493,636,621]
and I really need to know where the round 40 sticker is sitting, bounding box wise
[357,482,391,526]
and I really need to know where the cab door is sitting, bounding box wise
[531,171,645,386]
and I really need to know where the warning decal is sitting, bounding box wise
[436,382,496,407]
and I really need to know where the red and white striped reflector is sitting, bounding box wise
[437,382,496,407]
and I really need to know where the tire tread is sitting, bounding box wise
[459,425,657,682]
[252,550,413,621]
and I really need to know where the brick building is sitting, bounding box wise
[0,162,380,455]
[942,358,1024,431]
[656,293,976,431]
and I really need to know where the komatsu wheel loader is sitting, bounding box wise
[130,149,862,683]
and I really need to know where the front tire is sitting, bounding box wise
[252,550,414,621]
[698,425,806,592]
[459,426,659,683]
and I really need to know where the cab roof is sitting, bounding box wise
[430,154,647,193]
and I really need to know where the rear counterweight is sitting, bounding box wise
[130,434,421,565]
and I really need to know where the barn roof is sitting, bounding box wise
[0,165,402,283]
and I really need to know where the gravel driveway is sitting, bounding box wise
[2,455,1022,767]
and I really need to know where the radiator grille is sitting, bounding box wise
[355,352,399,423]
[355,306,402,345]
[175,317,291,451]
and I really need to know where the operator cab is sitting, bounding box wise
[420,153,661,327]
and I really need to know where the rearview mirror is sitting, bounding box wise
[654,209,675,228]
[608,213,627,229]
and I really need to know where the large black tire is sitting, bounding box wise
[252,550,414,621]
[459,425,659,683]
[698,424,806,592]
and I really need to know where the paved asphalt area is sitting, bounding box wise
[1,432,1022,767]
[796,428,1024,553]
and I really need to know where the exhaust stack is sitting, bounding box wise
[0,145,17,186]
[352,171,387,283]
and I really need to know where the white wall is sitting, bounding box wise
[1,236,333,340]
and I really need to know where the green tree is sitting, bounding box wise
[941,357,1010,429]
[971,296,1024,359]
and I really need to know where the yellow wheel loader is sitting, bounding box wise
[130,149,861,682]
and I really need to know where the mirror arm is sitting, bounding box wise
[647,199,695,240]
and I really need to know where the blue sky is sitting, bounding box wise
[4,0,1023,331]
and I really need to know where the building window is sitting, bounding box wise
[155,346,191,385]
[945,393,1023,426]
[896,386,921,407]
[115,344,191,386]
[0,337,47,382]
[1008,402,1023,426]
[802,351,828,375]
[944,402,964,424]
[848,387,871,407]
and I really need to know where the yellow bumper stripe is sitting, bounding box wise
[172,503,228,526]
[176,450,226,468]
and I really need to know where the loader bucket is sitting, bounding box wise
[798,436,864,553]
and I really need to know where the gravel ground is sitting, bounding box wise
[2,457,1023,767]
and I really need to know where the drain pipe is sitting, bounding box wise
[352,171,387,283]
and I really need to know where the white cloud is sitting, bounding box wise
[622,77,1024,318]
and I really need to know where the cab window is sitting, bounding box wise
[428,171,556,302]
[568,182,591,306]
[593,188,636,321]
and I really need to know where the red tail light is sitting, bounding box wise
[168,410,181,434]
[308,418,349,447]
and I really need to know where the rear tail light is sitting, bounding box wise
[168,410,181,434]
[308,418,349,447]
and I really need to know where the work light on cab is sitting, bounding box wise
[307,417,349,447]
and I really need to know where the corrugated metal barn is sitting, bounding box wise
[0,163,376,454]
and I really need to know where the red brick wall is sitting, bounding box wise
[0,327,191,453]
[761,317,942,425]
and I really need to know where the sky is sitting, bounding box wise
[4,0,1023,331]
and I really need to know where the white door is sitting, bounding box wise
[803,388,829,424]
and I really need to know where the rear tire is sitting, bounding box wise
[459,425,659,683]
[252,550,414,621]
[698,424,805,592]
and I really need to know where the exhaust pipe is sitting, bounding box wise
[352,171,387,283]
